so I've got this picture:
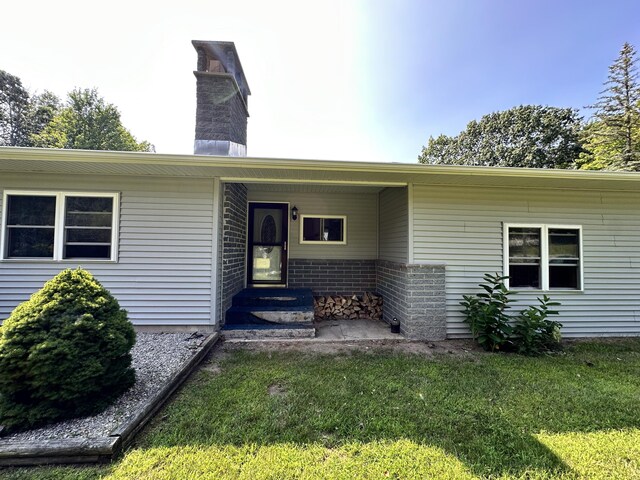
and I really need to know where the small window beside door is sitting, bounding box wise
[300,215,346,244]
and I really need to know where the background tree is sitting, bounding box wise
[0,70,31,146]
[578,42,640,171]
[419,105,584,168]
[28,90,61,139]
[32,88,153,152]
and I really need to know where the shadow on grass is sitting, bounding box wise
[127,339,640,478]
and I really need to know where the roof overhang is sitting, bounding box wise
[1,147,640,192]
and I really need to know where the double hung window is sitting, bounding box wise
[2,191,118,261]
[505,224,582,290]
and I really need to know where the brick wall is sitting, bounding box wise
[288,259,376,296]
[376,260,447,341]
[194,73,247,146]
[221,183,247,323]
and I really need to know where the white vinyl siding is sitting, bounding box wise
[246,190,378,259]
[412,185,640,338]
[0,173,216,327]
[378,187,408,263]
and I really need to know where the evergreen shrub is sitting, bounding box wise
[0,268,136,431]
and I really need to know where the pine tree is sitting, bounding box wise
[579,43,640,170]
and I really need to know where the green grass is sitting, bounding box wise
[5,339,640,479]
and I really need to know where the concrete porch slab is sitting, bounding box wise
[315,318,402,341]
[224,318,404,343]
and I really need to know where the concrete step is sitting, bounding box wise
[226,287,315,327]
[225,305,314,326]
[223,324,316,339]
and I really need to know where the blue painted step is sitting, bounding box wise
[232,288,313,308]
[225,288,315,327]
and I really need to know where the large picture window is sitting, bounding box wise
[2,191,118,261]
[504,224,582,290]
[300,215,346,244]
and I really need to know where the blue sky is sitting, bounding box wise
[1,0,639,163]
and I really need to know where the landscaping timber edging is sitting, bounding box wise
[0,332,220,467]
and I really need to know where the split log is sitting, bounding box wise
[313,293,383,320]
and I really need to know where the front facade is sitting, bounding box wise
[1,148,639,339]
[1,41,639,339]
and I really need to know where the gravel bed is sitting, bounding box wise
[2,332,207,442]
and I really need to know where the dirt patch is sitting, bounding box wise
[267,384,286,396]
[200,362,222,374]
[219,338,483,357]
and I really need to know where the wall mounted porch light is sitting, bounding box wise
[291,206,299,221]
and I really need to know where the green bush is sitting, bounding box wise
[461,273,515,351]
[512,295,562,356]
[0,268,136,431]
[461,273,562,355]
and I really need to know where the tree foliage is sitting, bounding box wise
[419,105,584,168]
[0,70,31,146]
[0,70,152,151]
[28,90,62,139]
[0,268,136,431]
[578,42,640,171]
[32,88,153,151]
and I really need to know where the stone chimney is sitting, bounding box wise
[192,41,250,156]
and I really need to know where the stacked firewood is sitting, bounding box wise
[314,292,383,320]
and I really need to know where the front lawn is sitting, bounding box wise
[5,339,640,479]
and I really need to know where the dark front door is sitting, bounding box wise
[247,202,288,286]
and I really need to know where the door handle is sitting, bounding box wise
[284,241,287,251]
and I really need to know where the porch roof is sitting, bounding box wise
[1,146,640,192]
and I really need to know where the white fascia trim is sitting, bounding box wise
[2,146,640,183]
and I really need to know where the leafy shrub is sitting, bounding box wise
[461,273,562,355]
[512,295,562,355]
[0,268,136,431]
[461,273,515,351]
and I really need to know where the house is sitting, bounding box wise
[1,41,639,340]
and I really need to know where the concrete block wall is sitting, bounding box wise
[376,260,447,340]
[288,259,376,296]
[194,73,247,147]
[221,183,247,323]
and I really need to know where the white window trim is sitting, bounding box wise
[1,190,120,262]
[299,214,347,245]
[503,223,583,292]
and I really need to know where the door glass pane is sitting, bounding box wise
[253,208,282,244]
[252,246,282,282]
